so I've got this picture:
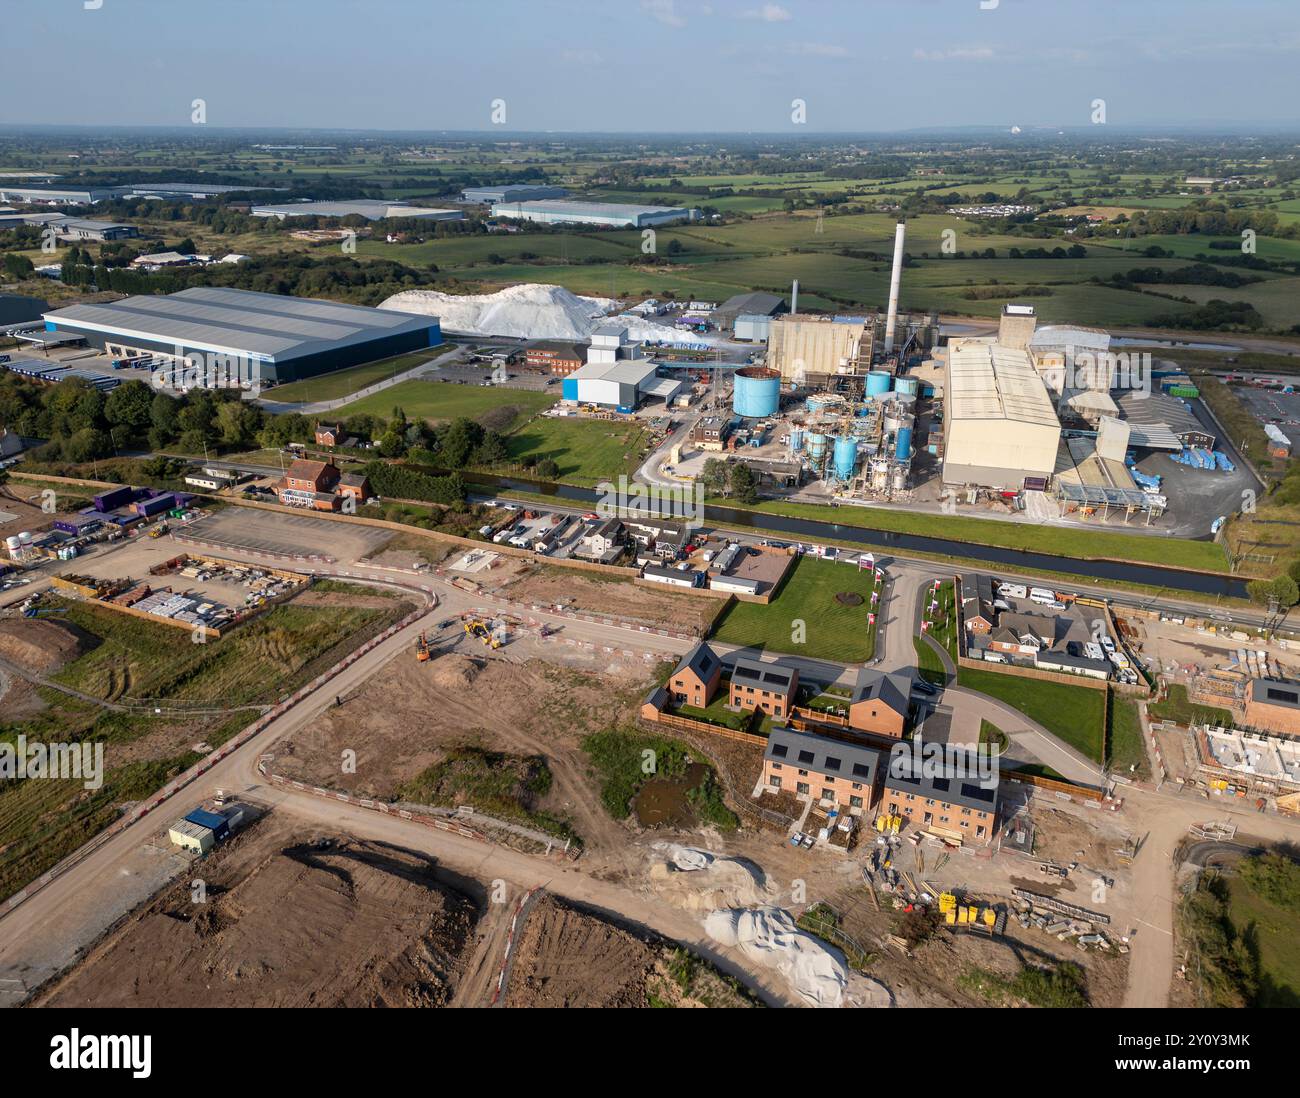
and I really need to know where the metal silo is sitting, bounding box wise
[895,424,913,461]
[894,376,919,397]
[833,436,859,480]
[788,428,805,452]
[866,371,892,397]
[732,367,781,418]
[807,433,828,462]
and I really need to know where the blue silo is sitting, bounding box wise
[866,371,892,397]
[807,433,829,462]
[896,425,913,461]
[833,436,859,480]
[894,376,919,397]
[732,367,781,418]
[788,428,805,452]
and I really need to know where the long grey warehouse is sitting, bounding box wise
[41,286,442,386]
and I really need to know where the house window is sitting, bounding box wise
[888,803,899,815]
[771,762,782,771]
[770,776,781,789]
[796,782,810,795]
[923,812,933,824]
[797,768,809,777]
[849,796,863,808]
[976,825,986,839]
[821,788,834,799]
[851,782,862,791]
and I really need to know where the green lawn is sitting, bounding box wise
[956,666,1107,763]
[674,680,755,732]
[1107,694,1150,778]
[337,378,558,430]
[711,555,879,663]
[708,497,1229,575]
[265,347,456,403]
[913,636,948,685]
[1227,868,1300,1008]
[1148,683,1234,728]
[501,416,651,486]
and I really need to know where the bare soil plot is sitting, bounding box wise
[496,561,719,634]
[504,894,759,1008]
[273,650,651,854]
[36,821,479,1008]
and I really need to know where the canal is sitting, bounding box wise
[458,472,1250,600]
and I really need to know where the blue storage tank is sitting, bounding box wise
[732,367,781,418]
[894,376,919,397]
[833,436,858,480]
[866,371,892,398]
[896,425,913,461]
[807,433,829,461]
[788,428,804,452]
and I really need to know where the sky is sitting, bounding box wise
[4,0,1299,133]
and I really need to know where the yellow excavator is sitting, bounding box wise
[415,631,431,662]
[463,617,501,649]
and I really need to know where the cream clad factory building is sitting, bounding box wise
[942,338,1061,491]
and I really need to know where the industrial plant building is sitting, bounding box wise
[942,339,1062,491]
[765,314,875,388]
[42,286,442,387]
[461,184,569,204]
[489,198,699,229]
[0,182,276,204]
[251,200,465,222]
[713,291,787,333]
[559,322,683,410]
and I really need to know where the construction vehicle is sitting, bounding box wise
[415,631,431,662]
[464,617,501,649]
[148,522,169,539]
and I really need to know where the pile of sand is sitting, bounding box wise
[428,652,479,690]
[646,844,775,912]
[704,906,849,1009]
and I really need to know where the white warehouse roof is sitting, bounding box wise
[948,340,1060,428]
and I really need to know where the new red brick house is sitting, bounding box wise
[730,657,798,719]
[278,457,341,510]
[668,641,722,708]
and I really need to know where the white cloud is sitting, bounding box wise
[642,0,687,27]
[787,41,849,58]
[743,3,793,21]
[912,46,996,62]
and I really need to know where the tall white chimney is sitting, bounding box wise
[791,279,799,314]
[883,220,906,353]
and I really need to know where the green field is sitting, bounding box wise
[501,416,650,485]
[0,585,412,903]
[265,346,456,403]
[711,555,879,663]
[1227,860,1300,1008]
[1147,683,1234,728]
[1107,694,1150,778]
[956,666,1107,763]
[337,378,558,430]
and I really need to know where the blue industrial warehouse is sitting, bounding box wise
[41,287,442,386]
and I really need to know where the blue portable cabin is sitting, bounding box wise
[184,808,230,843]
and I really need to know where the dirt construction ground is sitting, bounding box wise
[271,647,652,856]
[503,893,758,1008]
[35,817,481,1008]
[494,560,719,634]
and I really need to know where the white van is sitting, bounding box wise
[998,583,1027,599]
[1030,590,1057,606]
